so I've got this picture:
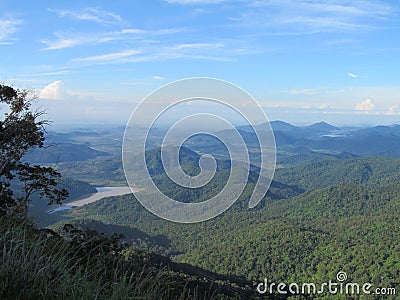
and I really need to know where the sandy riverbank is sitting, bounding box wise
[66,186,141,207]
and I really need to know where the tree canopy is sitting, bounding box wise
[0,84,68,217]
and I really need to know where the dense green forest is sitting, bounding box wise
[55,181,399,296]
[1,216,258,299]
[24,142,108,163]
[274,156,400,189]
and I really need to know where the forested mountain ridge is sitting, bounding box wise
[274,156,400,190]
[23,142,108,163]
[1,216,260,299]
[54,181,400,299]
[134,146,301,204]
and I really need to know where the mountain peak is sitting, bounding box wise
[307,121,338,131]
[270,120,297,131]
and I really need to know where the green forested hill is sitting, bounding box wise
[57,156,126,185]
[1,216,257,299]
[54,181,400,298]
[24,143,108,163]
[274,156,400,190]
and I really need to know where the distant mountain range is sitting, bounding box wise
[220,120,400,158]
[271,120,339,132]
[28,121,400,187]
[271,120,400,137]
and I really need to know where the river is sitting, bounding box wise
[47,186,139,214]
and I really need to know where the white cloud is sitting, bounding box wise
[41,27,183,50]
[152,76,164,80]
[49,8,125,26]
[347,72,359,78]
[117,28,184,35]
[73,49,141,62]
[386,105,399,115]
[41,35,83,50]
[23,70,71,77]
[0,18,21,43]
[231,0,392,35]
[320,103,330,109]
[67,41,233,65]
[355,98,375,111]
[39,80,64,99]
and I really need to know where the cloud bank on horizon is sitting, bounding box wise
[1,0,400,125]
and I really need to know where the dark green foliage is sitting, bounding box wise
[0,85,68,217]
[60,177,97,199]
[64,181,399,299]
[0,216,258,299]
[128,146,300,205]
[275,156,400,190]
[57,156,126,185]
[24,142,108,163]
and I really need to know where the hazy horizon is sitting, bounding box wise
[47,117,400,133]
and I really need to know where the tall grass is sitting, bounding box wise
[0,217,201,299]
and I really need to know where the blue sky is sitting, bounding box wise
[1,0,400,126]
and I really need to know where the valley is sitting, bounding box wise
[23,120,400,299]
